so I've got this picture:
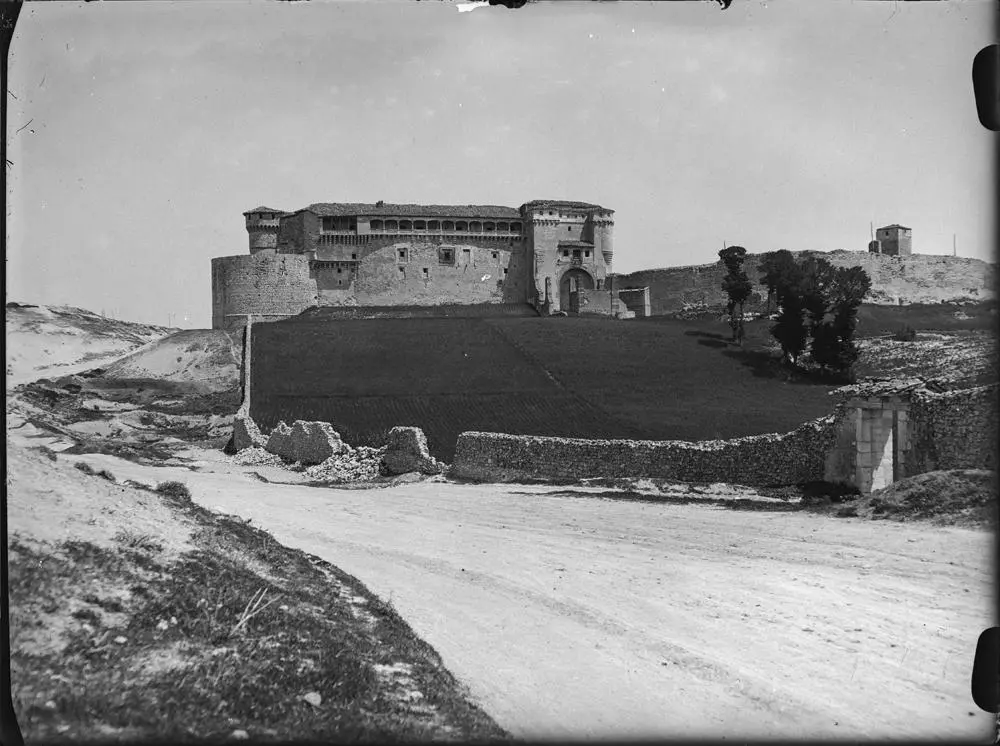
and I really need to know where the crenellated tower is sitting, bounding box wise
[243,206,286,255]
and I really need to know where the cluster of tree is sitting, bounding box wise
[721,248,872,377]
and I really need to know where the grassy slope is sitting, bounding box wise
[9,447,506,743]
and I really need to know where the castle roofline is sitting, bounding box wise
[243,206,287,215]
[558,240,596,248]
[878,224,911,231]
[303,202,521,219]
[521,200,612,213]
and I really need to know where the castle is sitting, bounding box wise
[211,200,621,329]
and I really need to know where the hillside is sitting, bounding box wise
[614,251,996,316]
[6,304,175,387]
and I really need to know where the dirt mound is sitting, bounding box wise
[852,470,997,527]
[6,305,174,386]
[96,330,241,395]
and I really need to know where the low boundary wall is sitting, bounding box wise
[908,384,998,476]
[451,409,849,486]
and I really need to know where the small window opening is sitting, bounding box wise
[563,250,570,257]
[585,251,591,258]
[492,252,498,259]
[422,267,429,276]
[351,253,357,260]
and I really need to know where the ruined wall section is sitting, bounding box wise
[615,251,996,315]
[211,254,317,330]
[907,384,998,475]
[451,409,849,485]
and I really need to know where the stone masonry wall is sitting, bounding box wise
[212,254,318,330]
[615,251,996,316]
[907,384,998,476]
[451,408,849,485]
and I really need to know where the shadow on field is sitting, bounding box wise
[512,488,848,517]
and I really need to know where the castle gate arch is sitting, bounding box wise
[559,268,595,312]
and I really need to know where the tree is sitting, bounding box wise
[719,246,753,344]
[760,253,871,377]
[758,250,798,315]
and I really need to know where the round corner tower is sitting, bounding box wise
[592,209,615,270]
[244,206,285,255]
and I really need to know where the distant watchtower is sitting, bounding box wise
[869,224,912,257]
[243,206,286,255]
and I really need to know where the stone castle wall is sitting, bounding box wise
[212,241,532,329]
[907,384,998,476]
[450,409,849,485]
[212,254,318,330]
[615,251,996,316]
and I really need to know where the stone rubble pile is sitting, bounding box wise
[303,445,385,482]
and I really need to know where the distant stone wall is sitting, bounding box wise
[907,384,998,475]
[571,289,614,315]
[212,254,318,330]
[615,251,996,316]
[451,409,849,485]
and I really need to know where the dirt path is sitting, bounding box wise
[22,442,989,742]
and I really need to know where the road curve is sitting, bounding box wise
[65,452,996,741]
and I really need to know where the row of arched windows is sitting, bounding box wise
[367,219,523,234]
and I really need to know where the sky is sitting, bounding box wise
[6,0,996,328]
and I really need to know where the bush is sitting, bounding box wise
[96,469,117,482]
[74,462,96,476]
[155,481,192,500]
[893,324,917,342]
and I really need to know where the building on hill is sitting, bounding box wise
[213,199,619,329]
[868,224,913,257]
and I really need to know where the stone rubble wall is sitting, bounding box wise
[381,426,445,475]
[615,251,996,316]
[450,408,850,486]
[907,384,998,476]
[265,420,348,465]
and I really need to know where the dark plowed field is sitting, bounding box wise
[249,314,847,461]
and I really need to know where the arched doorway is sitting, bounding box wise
[559,268,595,312]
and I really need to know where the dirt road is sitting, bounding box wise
[30,445,991,742]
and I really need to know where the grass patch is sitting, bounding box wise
[9,505,507,742]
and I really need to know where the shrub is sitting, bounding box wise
[96,469,117,482]
[155,481,192,500]
[74,461,96,475]
[893,324,917,342]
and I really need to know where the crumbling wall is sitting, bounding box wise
[907,384,998,475]
[451,408,849,485]
[571,289,615,315]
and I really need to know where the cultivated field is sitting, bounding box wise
[251,315,841,459]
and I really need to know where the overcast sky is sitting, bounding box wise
[6,0,995,328]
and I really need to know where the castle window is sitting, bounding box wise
[470,221,482,233]
[351,253,357,260]
[484,222,495,232]
[439,248,454,264]
[398,267,405,276]
[503,268,508,275]
[399,220,412,231]
[398,248,408,263]
[422,267,429,277]
[492,251,498,259]
[370,220,383,231]
[414,220,426,230]
[563,250,570,257]
[337,268,342,274]
[568,226,572,232]
[428,220,440,231]
[511,222,522,233]
[385,220,398,231]
[585,251,590,258]
[455,221,468,232]
[442,220,455,231]
[497,222,508,232]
